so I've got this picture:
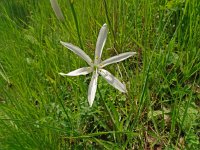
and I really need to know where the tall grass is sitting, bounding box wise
[0,0,199,149]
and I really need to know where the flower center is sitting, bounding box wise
[93,64,98,70]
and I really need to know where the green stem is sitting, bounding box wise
[97,86,115,128]
[68,0,83,49]
[103,0,115,38]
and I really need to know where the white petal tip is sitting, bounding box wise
[59,73,67,76]
[60,41,71,46]
[89,102,93,107]
[88,71,98,107]
[103,23,107,27]
[122,89,128,93]
[88,98,94,107]
[121,85,127,93]
[59,72,77,76]
[130,52,137,56]
[60,41,65,45]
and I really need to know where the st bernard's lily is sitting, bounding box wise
[59,24,136,107]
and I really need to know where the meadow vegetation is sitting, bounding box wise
[0,0,199,149]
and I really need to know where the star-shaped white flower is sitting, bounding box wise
[59,24,136,107]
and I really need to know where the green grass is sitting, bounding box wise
[0,0,199,149]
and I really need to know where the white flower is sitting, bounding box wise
[59,24,136,107]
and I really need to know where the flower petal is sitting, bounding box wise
[99,69,127,93]
[100,52,136,67]
[88,70,98,107]
[60,41,93,66]
[94,23,108,64]
[59,67,92,76]
[50,0,64,20]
